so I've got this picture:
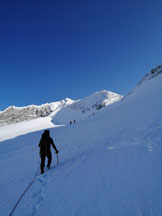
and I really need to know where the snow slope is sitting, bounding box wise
[51,90,123,125]
[0,117,57,142]
[0,68,162,216]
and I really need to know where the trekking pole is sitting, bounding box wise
[56,153,59,165]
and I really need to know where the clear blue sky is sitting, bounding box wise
[0,0,162,110]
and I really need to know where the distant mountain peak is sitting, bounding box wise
[70,90,123,113]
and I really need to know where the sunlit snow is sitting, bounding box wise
[0,66,162,216]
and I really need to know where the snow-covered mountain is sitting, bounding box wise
[70,90,122,112]
[0,65,162,216]
[0,90,122,126]
[0,98,73,126]
[51,90,123,125]
[137,64,162,86]
[122,64,162,100]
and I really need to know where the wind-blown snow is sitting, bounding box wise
[0,68,162,216]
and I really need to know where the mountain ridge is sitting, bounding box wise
[0,90,122,126]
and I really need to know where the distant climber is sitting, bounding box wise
[38,130,59,174]
[70,121,72,125]
[74,120,76,123]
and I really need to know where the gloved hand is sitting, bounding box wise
[55,150,59,154]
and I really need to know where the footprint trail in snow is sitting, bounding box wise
[30,171,50,216]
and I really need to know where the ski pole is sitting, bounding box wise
[56,153,59,165]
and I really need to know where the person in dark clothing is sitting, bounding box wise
[39,130,59,174]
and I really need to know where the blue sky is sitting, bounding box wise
[0,0,162,110]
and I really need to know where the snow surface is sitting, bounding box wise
[0,72,162,216]
[0,117,57,142]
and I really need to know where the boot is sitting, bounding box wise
[41,170,44,174]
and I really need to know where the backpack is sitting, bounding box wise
[39,138,48,155]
